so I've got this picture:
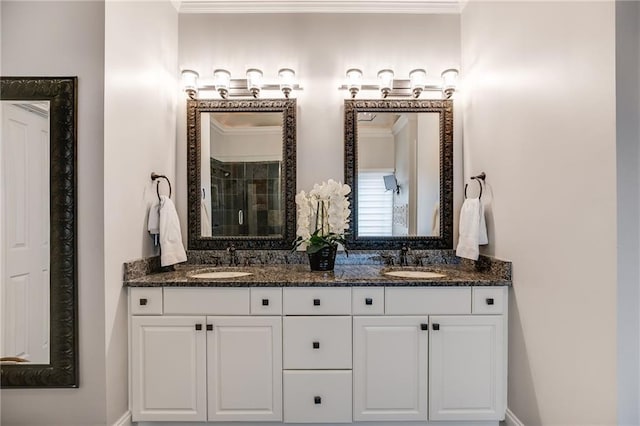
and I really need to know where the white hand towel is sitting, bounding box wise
[147,201,160,235]
[456,198,488,260]
[159,195,187,267]
[201,199,212,237]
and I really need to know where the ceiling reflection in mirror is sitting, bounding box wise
[187,99,297,250]
[1,101,50,365]
[344,99,453,250]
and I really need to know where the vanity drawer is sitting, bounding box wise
[164,288,250,315]
[130,288,163,315]
[283,370,352,423]
[283,287,351,315]
[250,288,282,315]
[385,287,471,315]
[283,316,352,369]
[352,287,384,315]
[472,287,507,315]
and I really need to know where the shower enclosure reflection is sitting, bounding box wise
[200,112,283,237]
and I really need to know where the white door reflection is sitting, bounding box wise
[1,101,50,364]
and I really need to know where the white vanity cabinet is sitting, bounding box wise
[353,286,508,423]
[131,315,207,422]
[353,316,429,421]
[428,315,505,421]
[129,288,283,423]
[128,285,508,425]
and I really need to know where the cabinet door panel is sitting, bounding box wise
[207,316,282,421]
[353,316,428,421]
[429,315,505,421]
[131,316,206,422]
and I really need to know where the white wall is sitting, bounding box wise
[178,13,462,242]
[616,1,640,423]
[461,1,617,424]
[0,1,107,425]
[358,130,395,170]
[104,1,178,423]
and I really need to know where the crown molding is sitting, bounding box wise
[178,0,461,14]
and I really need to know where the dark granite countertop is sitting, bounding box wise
[124,263,511,288]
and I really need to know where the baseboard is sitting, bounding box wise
[112,411,132,426]
[505,408,525,426]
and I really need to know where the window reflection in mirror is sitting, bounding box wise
[200,112,283,238]
[356,112,440,238]
[1,100,50,365]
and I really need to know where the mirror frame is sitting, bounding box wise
[344,99,453,250]
[0,77,78,388]
[187,99,297,250]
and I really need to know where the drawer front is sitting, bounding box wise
[283,370,352,423]
[130,288,163,315]
[352,288,384,315]
[472,287,507,315]
[251,288,283,315]
[283,316,352,369]
[283,287,351,315]
[385,287,471,315]
[164,288,249,315]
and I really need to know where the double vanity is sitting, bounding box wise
[125,254,511,426]
[123,94,508,425]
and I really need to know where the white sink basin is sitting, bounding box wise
[384,270,446,279]
[189,271,253,279]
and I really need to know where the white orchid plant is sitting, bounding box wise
[292,179,351,255]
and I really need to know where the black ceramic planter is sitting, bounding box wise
[307,246,337,271]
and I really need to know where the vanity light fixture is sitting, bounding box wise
[181,68,301,99]
[377,69,394,98]
[441,68,458,99]
[213,68,231,99]
[409,68,427,98]
[339,67,459,99]
[181,69,199,100]
[246,68,263,98]
[346,68,363,98]
[278,68,295,98]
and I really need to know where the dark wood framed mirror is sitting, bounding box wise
[187,99,297,250]
[1,77,78,387]
[344,99,453,250]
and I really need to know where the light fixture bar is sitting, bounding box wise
[338,81,443,96]
[197,80,303,98]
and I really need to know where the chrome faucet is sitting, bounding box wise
[227,244,239,266]
[399,245,410,266]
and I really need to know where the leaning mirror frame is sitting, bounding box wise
[187,99,297,250]
[344,99,454,250]
[0,77,78,388]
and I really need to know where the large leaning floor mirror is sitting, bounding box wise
[1,77,78,387]
[187,99,297,250]
[344,99,453,250]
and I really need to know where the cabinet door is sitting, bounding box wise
[353,316,428,421]
[131,316,207,422]
[207,316,283,421]
[429,315,505,421]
